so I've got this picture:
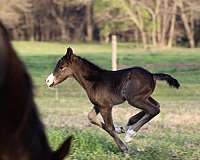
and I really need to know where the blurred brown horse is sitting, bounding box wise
[0,22,72,160]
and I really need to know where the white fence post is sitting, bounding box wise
[112,35,117,71]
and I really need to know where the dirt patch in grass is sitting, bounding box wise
[41,100,200,136]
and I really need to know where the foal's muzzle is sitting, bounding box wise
[46,73,55,87]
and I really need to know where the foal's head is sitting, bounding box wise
[46,47,74,87]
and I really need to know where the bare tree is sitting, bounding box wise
[0,0,200,47]
[168,1,177,48]
[176,0,195,47]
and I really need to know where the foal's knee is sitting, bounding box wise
[153,107,160,116]
[149,104,160,116]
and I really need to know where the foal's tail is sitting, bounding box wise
[153,73,180,89]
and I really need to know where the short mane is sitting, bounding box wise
[74,55,105,81]
[77,56,104,72]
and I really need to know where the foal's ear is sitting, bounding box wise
[65,47,73,58]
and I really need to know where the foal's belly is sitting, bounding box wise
[89,87,125,107]
[93,96,125,107]
[111,94,126,105]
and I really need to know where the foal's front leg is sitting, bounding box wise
[99,107,128,153]
[88,106,125,134]
[88,105,128,153]
[88,105,101,127]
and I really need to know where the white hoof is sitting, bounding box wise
[124,129,137,143]
[114,124,125,134]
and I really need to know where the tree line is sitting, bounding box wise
[0,0,200,48]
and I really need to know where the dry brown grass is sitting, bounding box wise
[38,98,200,136]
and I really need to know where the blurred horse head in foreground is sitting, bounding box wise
[0,22,72,160]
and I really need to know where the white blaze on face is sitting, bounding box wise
[46,73,55,87]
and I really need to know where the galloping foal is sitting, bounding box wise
[0,22,72,160]
[46,47,180,153]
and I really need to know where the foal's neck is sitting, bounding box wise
[72,56,104,90]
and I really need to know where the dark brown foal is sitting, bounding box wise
[46,47,180,153]
[0,22,72,160]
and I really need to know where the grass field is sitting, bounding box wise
[13,41,200,160]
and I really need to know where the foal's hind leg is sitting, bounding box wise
[125,97,160,142]
[127,111,146,126]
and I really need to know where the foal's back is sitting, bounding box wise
[102,66,155,90]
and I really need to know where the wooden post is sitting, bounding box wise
[112,35,117,71]
[55,87,59,100]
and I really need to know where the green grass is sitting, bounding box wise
[47,128,200,160]
[13,41,200,160]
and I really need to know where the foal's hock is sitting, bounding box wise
[46,47,180,153]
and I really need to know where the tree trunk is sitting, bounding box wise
[105,34,109,43]
[57,18,68,41]
[155,0,161,47]
[152,14,157,46]
[141,30,147,49]
[160,0,168,47]
[181,13,195,48]
[85,0,93,42]
[177,1,195,48]
[167,3,177,48]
